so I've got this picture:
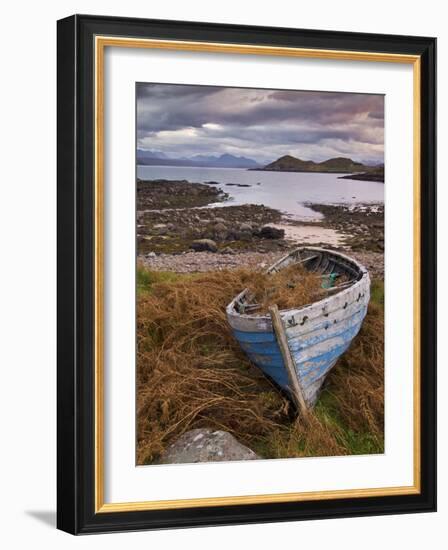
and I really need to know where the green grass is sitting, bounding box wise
[315,392,383,455]
[312,280,384,456]
[137,268,183,295]
[308,279,384,456]
[370,279,384,307]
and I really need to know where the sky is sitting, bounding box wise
[136,83,384,165]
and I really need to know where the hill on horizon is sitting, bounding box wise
[256,154,370,173]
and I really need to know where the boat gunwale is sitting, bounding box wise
[226,246,370,324]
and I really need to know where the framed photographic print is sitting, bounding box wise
[57,14,436,534]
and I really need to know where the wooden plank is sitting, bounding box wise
[269,304,309,418]
[227,284,369,335]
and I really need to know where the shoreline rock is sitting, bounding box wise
[190,239,218,253]
[158,429,259,464]
[137,178,228,210]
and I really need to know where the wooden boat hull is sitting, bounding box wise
[226,247,370,407]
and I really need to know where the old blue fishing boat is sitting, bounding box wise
[226,247,370,408]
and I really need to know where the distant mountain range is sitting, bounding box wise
[137,150,260,168]
[137,150,384,180]
[253,155,371,173]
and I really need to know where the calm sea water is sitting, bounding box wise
[137,165,384,220]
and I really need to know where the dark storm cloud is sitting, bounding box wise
[136,83,384,163]
[136,83,220,100]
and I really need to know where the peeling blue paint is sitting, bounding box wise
[231,301,366,404]
[227,247,371,406]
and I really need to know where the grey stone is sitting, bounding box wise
[240,231,252,242]
[259,225,285,239]
[190,227,202,237]
[239,222,252,232]
[214,222,227,233]
[190,239,218,253]
[159,429,259,464]
[213,222,228,241]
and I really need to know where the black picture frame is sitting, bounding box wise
[57,14,436,534]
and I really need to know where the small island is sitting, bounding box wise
[250,154,384,182]
[252,154,367,173]
[338,165,384,183]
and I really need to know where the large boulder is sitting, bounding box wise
[259,225,285,239]
[214,222,227,232]
[159,429,259,464]
[190,239,218,253]
[213,222,228,241]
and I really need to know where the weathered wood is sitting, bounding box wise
[227,286,369,334]
[323,280,355,292]
[267,253,318,273]
[269,304,309,418]
[226,247,371,406]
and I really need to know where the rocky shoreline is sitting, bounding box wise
[137,179,384,278]
[140,249,384,280]
[304,203,384,253]
[137,178,228,209]
[137,179,287,255]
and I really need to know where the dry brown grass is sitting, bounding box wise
[259,301,384,458]
[329,301,384,439]
[136,267,384,464]
[245,264,330,314]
